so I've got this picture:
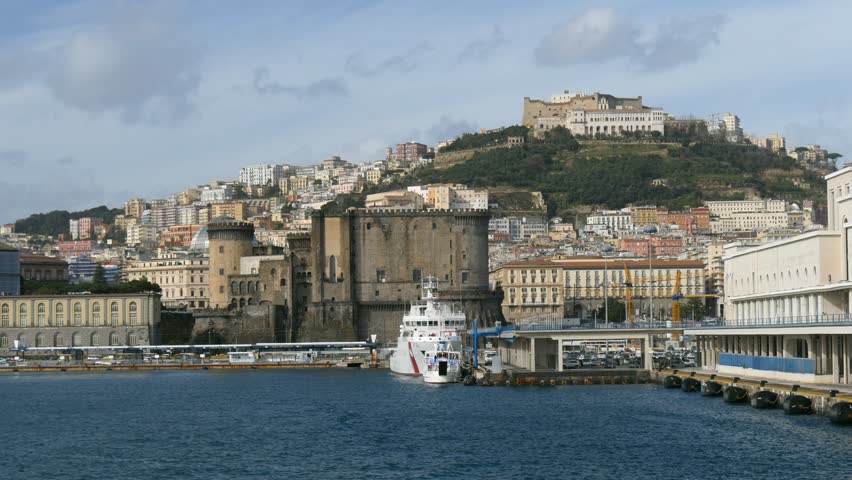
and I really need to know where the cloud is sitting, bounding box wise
[345,42,434,77]
[56,156,76,166]
[426,116,478,143]
[251,66,349,98]
[641,15,727,71]
[457,26,507,64]
[45,2,203,124]
[534,8,726,71]
[0,150,28,167]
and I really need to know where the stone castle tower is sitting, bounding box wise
[207,217,254,309]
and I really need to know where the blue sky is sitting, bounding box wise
[1,0,851,223]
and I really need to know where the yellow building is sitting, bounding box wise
[492,257,705,322]
[178,188,200,206]
[211,202,247,221]
[0,293,161,349]
[630,206,659,227]
[126,255,209,310]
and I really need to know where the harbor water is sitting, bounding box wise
[0,369,849,479]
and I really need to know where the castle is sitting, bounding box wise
[202,210,503,344]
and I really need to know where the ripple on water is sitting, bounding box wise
[0,370,849,479]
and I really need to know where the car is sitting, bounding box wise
[0,359,9,367]
[563,359,580,369]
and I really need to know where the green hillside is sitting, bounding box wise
[15,206,123,237]
[402,127,828,217]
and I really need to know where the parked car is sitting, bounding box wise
[563,359,580,369]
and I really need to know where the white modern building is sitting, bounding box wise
[199,185,235,203]
[239,164,286,187]
[705,200,787,216]
[587,211,633,231]
[687,167,852,385]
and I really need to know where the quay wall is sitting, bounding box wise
[650,369,852,416]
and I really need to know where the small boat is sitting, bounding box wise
[423,341,462,384]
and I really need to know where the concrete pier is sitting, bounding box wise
[652,369,852,416]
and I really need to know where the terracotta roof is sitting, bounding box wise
[19,254,68,265]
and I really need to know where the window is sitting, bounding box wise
[219,286,225,294]
[73,303,82,327]
[328,255,336,282]
[55,303,64,326]
[218,246,224,253]
[219,268,224,276]
[461,271,469,284]
[18,304,27,327]
[110,302,119,326]
[37,304,46,327]
[412,269,422,283]
[129,302,137,326]
[376,270,386,283]
[93,304,101,326]
[91,333,100,346]
[110,333,120,346]
[0,334,6,348]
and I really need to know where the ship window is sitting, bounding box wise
[429,321,437,326]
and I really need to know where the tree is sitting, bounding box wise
[680,298,710,321]
[594,298,627,323]
[828,152,843,161]
[794,146,809,153]
[92,265,106,286]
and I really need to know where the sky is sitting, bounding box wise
[1,0,851,223]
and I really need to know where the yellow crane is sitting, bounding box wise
[623,263,634,323]
[670,271,719,323]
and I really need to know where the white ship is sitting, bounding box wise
[389,278,466,377]
[423,340,462,384]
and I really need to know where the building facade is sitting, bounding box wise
[566,108,665,137]
[239,164,285,187]
[493,258,705,322]
[126,255,209,309]
[0,293,161,351]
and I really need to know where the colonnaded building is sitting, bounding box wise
[492,258,706,322]
[201,209,503,344]
[0,293,161,351]
[688,166,852,385]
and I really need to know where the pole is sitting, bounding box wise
[604,257,609,327]
[473,319,478,369]
[649,235,654,323]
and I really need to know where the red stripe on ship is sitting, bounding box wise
[408,342,420,375]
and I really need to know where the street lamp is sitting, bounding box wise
[643,226,658,323]
[207,319,215,345]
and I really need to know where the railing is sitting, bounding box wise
[699,313,852,328]
[510,314,703,331]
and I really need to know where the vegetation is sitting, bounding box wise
[398,126,827,218]
[439,125,529,152]
[319,193,366,215]
[14,206,123,237]
[593,298,627,324]
[21,278,162,295]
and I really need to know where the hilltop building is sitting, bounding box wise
[522,90,665,138]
